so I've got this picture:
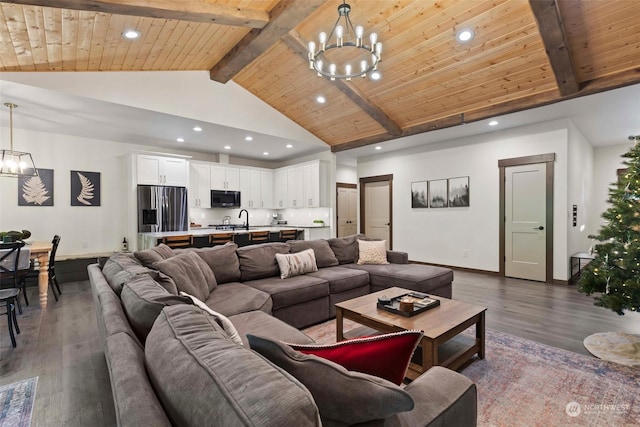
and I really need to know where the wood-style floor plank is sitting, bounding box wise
[0,273,639,426]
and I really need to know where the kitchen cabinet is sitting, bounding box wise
[239,169,262,208]
[211,165,239,191]
[279,160,328,208]
[274,169,288,208]
[189,162,211,208]
[260,170,273,208]
[136,154,188,186]
[303,162,320,208]
[287,166,304,208]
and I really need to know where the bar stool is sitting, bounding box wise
[161,235,193,248]
[278,229,299,242]
[209,233,234,246]
[0,288,21,348]
[248,231,270,243]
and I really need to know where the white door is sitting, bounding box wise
[505,163,546,281]
[364,181,390,248]
[337,187,358,237]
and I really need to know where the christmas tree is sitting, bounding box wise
[578,140,640,315]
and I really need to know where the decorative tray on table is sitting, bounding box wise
[376,292,440,317]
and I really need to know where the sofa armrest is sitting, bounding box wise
[387,250,408,264]
[386,366,476,427]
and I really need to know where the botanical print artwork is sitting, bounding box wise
[428,179,447,208]
[448,176,470,207]
[71,171,101,206]
[411,181,428,208]
[18,168,54,206]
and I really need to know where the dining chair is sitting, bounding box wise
[248,231,270,243]
[0,241,30,314]
[209,233,234,246]
[0,288,21,348]
[161,235,193,248]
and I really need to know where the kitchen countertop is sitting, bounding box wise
[139,226,312,239]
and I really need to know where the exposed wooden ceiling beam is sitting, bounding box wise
[210,0,323,83]
[3,0,270,28]
[529,0,579,96]
[283,30,403,138]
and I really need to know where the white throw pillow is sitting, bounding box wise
[179,291,243,346]
[357,240,389,265]
[275,248,318,279]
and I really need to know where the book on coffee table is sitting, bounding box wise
[377,292,440,317]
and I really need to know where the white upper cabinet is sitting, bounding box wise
[239,168,274,208]
[278,160,328,208]
[260,170,273,209]
[211,165,240,191]
[287,166,304,208]
[274,169,288,209]
[189,162,211,208]
[303,162,320,208]
[136,154,188,186]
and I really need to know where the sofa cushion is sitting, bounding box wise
[134,244,174,267]
[120,274,191,343]
[289,330,423,385]
[153,251,216,302]
[179,291,243,346]
[275,249,318,279]
[357,239,389,265]
[181,242,241,284]
[243,275,329,310]
[228,310,315,347]
[288,240,339,268]
[145,269,179,295]
[101,252,150,295]
[248,334,414,426]
[145,305,321,427]
[205,282,272,317]
[237,242,290,281]
[307,266,369,294]
[327,234,365,265]
[346,263,453,295]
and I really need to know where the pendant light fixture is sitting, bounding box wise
[0,102,37,177]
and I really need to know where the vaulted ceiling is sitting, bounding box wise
[1,0,639,153]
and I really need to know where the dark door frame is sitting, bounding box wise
[359,174,393,250]
[498,153,555,283]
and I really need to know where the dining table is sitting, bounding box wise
[28,240,53,306]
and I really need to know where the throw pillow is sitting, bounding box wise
[180,242,242,284]
[275,249,318,279]
[357,239,389,265]
[153,251,216,302]
[134,243,175,267]
[237,242,290,281]
[327,234,366,264]
[289,330,423,385]
[179,291,243,346]
[288,240,339,268]
[248,334,414,426]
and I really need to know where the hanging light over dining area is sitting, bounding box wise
[0,102,37,177]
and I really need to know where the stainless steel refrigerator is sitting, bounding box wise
[137,185,188,232]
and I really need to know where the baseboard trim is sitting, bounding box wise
[408,260,499,276]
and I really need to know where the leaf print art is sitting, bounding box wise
[76,172,95,205]
[22,175,51,205]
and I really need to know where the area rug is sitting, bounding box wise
[583,332,640,368]
[303,320,640,427]
[0,377,37,427]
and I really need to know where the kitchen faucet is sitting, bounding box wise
[239,209,249,231]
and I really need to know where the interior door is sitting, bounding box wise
[337,186,358,237]
[363,180,391,249]
[505,163,546,281]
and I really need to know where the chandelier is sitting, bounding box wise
[0,103,37,177]
[307,2,382,81]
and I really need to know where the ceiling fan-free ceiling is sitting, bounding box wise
[307,1,382,81]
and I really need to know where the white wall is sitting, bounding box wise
[357,120,572,280]
[336,165,358,184]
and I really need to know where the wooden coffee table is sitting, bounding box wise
[335,287,486,380]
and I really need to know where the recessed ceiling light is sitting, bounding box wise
[224,145,231,150]
[375,146,382,150]
[245,136,253,141]
[193,126,202,132]
[176,137,185,142]
[456,28,475,43]
[122,30,141,40]
[488,120,499,126]
[263,152,269,156]
[286,144,293,148]
[370,70,382,80]
[316,95,326,104]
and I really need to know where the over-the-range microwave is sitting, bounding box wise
[211,190,241,208]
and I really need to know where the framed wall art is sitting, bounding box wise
[448,176,470,207]
[411,181,428,208]
[18,168,54,206]
[428,179,448,208]
[71,170,101,206]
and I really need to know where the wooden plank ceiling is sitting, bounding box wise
[1,0,640,152]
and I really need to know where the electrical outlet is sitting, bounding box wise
[463,250,469,258]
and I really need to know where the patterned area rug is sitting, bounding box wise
[583,332,640,368]
[0,377,38,427]
[303,320,640,427]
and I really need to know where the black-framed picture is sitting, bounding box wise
[429,179,448,208]
[71,170,101,206]
[448,176,470,207]
[18,168,54,206]
[411,181,428,208]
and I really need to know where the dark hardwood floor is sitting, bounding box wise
[1,272,639,426]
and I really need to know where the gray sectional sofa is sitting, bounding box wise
[89,234,476,426]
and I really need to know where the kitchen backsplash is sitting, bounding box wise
[189,207,332,227]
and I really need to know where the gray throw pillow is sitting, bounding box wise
[182,242,241,284]
[237,242,290,281]
[327,234,366,264]
[153,251,216,302]
[247,334,414,426]
[134,243,175,267]
[101,252,150,295]
[288,240,339,268]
